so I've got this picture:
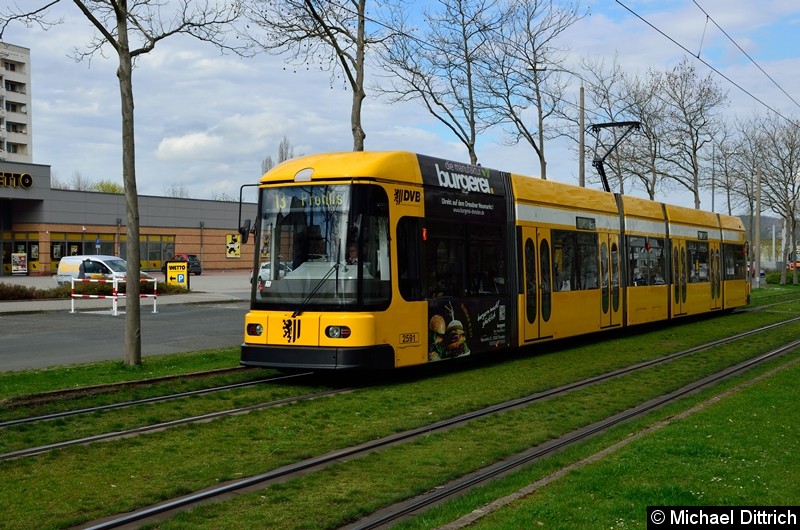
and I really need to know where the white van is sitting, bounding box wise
[55,255,152,286]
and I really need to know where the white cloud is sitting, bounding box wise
[156,132,223,160]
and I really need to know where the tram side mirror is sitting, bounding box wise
[239,219,252,245]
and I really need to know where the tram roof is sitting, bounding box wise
[509,173,619,214]
[258,152,744,236]
[260,151,424,184]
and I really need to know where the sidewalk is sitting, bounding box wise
[0,290,244,315]
[0,270,251,315]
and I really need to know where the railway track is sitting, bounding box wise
[346,340,800,529]
[0,371,313,428]
[0,366,253,408]
[0,386,351,461]
[5,316,799,466]
[72,317,800,530]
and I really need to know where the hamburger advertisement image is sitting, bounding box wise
[428,299,508,362]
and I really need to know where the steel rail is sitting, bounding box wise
[0,386,351,462]
[0,371,313,428]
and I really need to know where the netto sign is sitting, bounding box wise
[0,172,33,189]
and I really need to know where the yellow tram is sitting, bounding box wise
[239,151,749,370]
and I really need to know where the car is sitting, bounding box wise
[56,255,153,286]
[162,253,202,275]
[249,261,292,284]
[787,261,800,271]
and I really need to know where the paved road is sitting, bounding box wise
[0,270,254,372]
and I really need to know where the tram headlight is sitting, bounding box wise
[247,323,264,336]
[325,326,351,339]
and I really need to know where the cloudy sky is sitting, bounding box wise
[3,0,799,209]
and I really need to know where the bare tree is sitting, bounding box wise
[1,0,244,366]
[758,113,800,285]
[49,171,124,193]
[376,0,506,165]
[164,182,190,198]
[659,57,728,209]
[68,170,94,191]
[211,191,237,201]
[261,136,301,174]
[577,55,640,194]
[261,155,275,175]
[479,0,585,179]
[710,125,750,216]
[243,0,390,151]
[608,67,671,200]
[277,135,294,163]
[728,115,765,251]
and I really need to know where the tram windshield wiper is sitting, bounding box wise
[292,263,339,318]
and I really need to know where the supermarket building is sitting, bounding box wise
[0,159,257,277]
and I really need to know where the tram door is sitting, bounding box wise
[671,240,688,316]
[600,234,622,328]
[522,227,554,342]
[710,243,722,310]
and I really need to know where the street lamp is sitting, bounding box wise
[752,168,761,290]
[578,85,585,187]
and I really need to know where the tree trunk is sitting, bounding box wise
[116,13,143,366]
[351,73,366,151]
[350,0,366,151]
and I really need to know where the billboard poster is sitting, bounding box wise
[427,297,508,362]
[226,234,241,258]
[11,253,27,275]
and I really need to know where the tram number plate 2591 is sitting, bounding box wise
[399,332,420,345]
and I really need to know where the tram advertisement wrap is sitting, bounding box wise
[427,297,508,362]
[417,154,508,197]
[423,187,507,224]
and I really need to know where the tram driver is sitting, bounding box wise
[346,243,358,265]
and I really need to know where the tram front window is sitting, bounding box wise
[252,184,391,311]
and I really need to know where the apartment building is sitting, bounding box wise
[0,43,32,163]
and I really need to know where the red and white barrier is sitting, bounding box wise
[70,277,158,316]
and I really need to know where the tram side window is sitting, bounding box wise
[467,224,505,295]
[687,241,710,283]
[426,221,464,298]
[724,244,747,280]
[552,230,598,292]
[628,236,666,286]
[424,221,504,298]
[397,217,423,301]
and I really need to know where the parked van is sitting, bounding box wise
[55,255,152,286]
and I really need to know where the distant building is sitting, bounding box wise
[0,42,256,277]
[1,43,32,163]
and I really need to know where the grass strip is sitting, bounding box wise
[0,347,242,400]
[1,316,796,529]
[148,338,800,529]
[0,299,798,529]
[460,355,800,529]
